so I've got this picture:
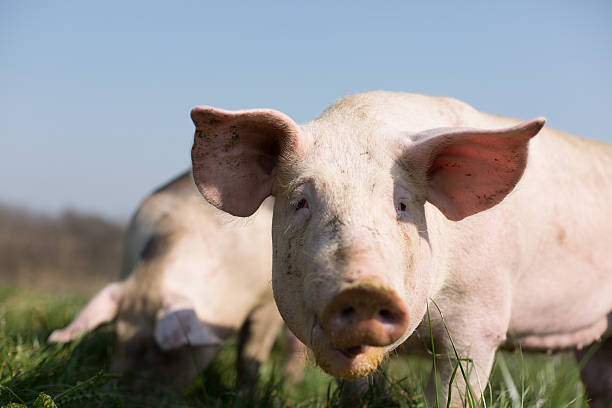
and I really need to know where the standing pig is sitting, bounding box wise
[190,91,612,406]
[49,171,282,389]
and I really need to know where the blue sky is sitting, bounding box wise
[1,1,610,219]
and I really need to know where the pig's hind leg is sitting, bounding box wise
[576,314,612,408]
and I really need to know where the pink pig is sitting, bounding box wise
[50,171,283,389]
[190,91,612,406]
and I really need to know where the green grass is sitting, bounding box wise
[0,285,591,407]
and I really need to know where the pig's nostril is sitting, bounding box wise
[377,309,396,323]
[338,307,356,323]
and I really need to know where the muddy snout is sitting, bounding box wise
[321,281,408,350]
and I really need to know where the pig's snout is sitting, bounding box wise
[321,281,408,349]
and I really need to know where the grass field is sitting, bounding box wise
[0,284,591,408]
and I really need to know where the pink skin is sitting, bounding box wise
[189,92,571,404]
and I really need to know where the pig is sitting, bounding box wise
[49,171,283,389]
[189,91,612,406]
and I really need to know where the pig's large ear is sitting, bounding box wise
[154,297,223,350]
[191,107,302,217]
[48,282,124,343]
[404,118,545,221]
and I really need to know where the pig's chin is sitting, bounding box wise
[311,324,385,379]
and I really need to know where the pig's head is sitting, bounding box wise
[191,93,544,379]
[110,290,228,389]
[49,280,228,389]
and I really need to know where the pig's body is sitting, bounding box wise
[190,91,612,405]
[190,91,612,406]
[50,171,281,389]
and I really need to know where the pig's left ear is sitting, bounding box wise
[403,118,545,221]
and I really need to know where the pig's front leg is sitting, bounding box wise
[425,300,510,406]
[429,339,499,406]
[236,298,284,389]
[282,326,308,384]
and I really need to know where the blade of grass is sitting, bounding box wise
[445,361,459,408]
[429,299,482,408]
[0,386,25,405]
[427,301,440,408]
[496,353,520,408]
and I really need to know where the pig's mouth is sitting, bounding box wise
[311,324,385,379]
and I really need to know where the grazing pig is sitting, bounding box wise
[49,171,282,389]
[190,91,612,406]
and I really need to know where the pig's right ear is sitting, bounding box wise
[191,107,302,217]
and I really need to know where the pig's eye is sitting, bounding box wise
[295,198,309,212]
[396,202,407,217]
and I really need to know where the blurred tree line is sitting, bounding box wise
[0,203,124,292]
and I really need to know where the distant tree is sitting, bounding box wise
[0,203,124,286]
